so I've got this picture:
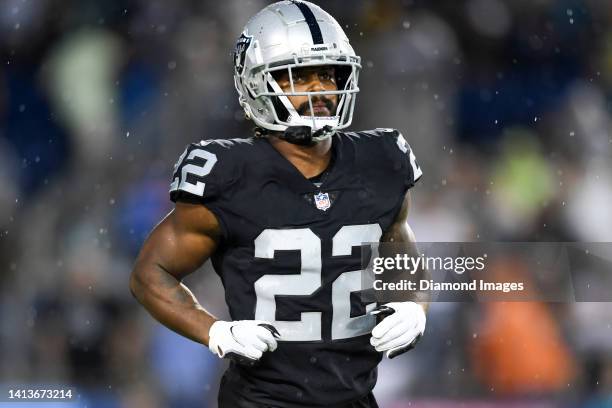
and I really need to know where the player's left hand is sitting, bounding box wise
[369,302,426,359]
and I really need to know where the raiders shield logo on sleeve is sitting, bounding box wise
[234,33,253,75]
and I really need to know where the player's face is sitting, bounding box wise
[274,66,339,117]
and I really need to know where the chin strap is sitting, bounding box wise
[280,125,334,146]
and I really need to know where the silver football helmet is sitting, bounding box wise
[233,0,361,142]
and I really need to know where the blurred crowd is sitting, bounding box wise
[0,0,611,407]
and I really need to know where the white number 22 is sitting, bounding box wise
[254,224,382,341]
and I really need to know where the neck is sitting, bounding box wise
[268,135,333,179]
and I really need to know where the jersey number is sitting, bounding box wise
[254,224,382,341]
[396,132,422,180]
[170,147,218,196]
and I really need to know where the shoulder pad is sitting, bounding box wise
[383,129,423,184]
[344,128,422,187]
[169,138,254,203]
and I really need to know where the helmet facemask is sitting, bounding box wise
[238,55,361,142]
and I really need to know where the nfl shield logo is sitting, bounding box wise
[314,192,331,211]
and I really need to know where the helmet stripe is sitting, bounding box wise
[291,1,324,44]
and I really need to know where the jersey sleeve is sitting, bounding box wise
[169,141,229,204]
[378,128,423,188]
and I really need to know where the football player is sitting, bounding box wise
[130,1,428,407]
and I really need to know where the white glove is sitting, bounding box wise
[370,302,426,358]
[208,320,279,365]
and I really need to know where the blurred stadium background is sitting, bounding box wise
[0,0,611,407]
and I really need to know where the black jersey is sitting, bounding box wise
[170,129,422,407]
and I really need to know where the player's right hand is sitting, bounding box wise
[208,320,280,365]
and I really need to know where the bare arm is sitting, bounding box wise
[129,201,221,345]
[382,190,430,312]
